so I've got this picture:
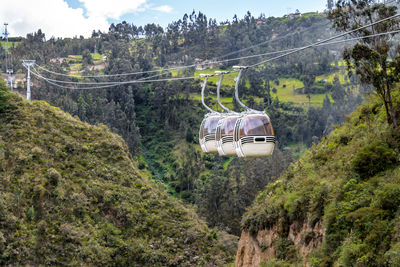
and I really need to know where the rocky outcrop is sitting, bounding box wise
[235,221,324,267]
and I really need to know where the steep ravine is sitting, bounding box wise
[236,221,323,266]
[236,94,400,266]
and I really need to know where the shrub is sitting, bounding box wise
[339,242,368,267]
[274,237,297,262]
[0,81,11,113]
[185,126,194,143]
[374,184,400,214]
[47,168,61,186]
[351,140,397,178]
[384,242,400,266]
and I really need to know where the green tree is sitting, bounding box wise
[82,49,93,65]
[328,0,400,127]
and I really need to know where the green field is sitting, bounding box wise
[270,77,328,106]
[70,63,82,71]
[316,71,348,84]
[91,53,104,60]
[0,41,20,49]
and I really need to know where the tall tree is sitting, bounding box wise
[328,0,400,127]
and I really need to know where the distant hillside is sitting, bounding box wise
[0,84,236,266]
[236,91,400,266]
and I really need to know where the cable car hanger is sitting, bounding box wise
[199,73,219,115]
[215,71,236,114]
[232,65,265,114]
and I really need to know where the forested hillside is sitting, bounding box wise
[0,83,237,265]
[1,11,364,237]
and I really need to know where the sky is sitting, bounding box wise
[0,0,326,38]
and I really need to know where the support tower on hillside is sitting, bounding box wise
[22,60,35,101]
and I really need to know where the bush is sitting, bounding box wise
[47,168,61,186]
[374,184,400,214]
[339,242,368,267]
[274,237,297,262]
[385,243,400,266]
[351,140,397,178]
[0,81,11,113]
[185,126,194,143]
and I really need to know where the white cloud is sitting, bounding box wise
[78,0,148,20]
[152,5,173,13]
[0,0,152,38]
[0,0,111,38]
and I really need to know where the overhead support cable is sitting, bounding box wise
[29,69,196,90]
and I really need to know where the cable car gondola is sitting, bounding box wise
[232,66,276,157]
[199,74,222,154]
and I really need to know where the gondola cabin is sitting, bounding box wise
[233,113,276,157]
[199,114,222,153]
[216,114,240,156]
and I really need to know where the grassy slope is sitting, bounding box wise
[0,92,236,266]
[241,92,400,266]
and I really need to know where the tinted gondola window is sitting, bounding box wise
[240,116,274,137]
[221,117,238,137]
[199,120,206,139]
[203,117,220,136]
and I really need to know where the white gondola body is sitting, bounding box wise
[233,114,276,157]
[199,114,221,154]
[216,115,239,156]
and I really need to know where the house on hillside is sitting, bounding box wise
[288,10,301,19]
[195,60,222,70]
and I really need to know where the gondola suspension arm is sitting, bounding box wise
[215,71,233,113]
[233,66,254,112]
[199,74,216,113]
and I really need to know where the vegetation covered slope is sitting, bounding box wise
[240,92,400,266]
[0,87,236,265]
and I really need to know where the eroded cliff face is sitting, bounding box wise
[235,221,324,267]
